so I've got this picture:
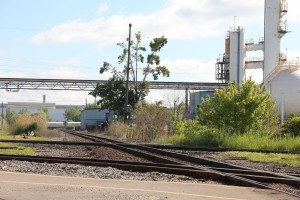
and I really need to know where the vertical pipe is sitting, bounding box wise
[1,102,3,129]
[237,27,240,83]
[124,23,132,123]
[281,95,284,124]
[185,88,188,114]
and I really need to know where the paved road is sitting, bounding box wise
[0,171,297,200]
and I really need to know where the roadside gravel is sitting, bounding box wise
[0,160,216,184]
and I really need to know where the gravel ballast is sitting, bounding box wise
[0,160,217,184]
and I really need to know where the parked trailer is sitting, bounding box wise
[47,122,81,129]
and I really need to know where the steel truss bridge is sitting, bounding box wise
[0,78,227,92]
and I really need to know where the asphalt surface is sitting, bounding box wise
[0,171,297,200]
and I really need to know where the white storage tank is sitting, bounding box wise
[267,68,300,116]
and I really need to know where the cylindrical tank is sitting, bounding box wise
[264,0,281,79]
[267,69,300,116]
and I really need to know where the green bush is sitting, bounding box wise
[169,117,224,146]
[11,122,39,135]
[10,115,46,136]
[282,116,300,137]
[156,118,300,151]
[197,79,278,134]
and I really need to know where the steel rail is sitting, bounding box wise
[2,139,299,177]
[62,130,300,192]
[2,133,300,197]
[2,139,300,154]
[0,154,221,181]
[0,153,278,190]
[63,130,183,165]
[143,144,300,154]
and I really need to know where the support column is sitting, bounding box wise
[185,88,189,114]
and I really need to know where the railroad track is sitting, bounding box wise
[60,129,300,197]
[1,130,299,198]
[2,139,299,154]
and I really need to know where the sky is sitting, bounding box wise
[0,0,299,105]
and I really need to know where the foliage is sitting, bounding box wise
[155,123,300,151]
[63,107,81,122]
[168,118,224,146]
[12,122,38,135]
[197,79,278,134]
[11,115,46,136]
[164,92,186,116]
[90,32,170,119]
[5,108,50,136]
[5,108,16,125]
[90,77,137,118]
[0,143,35,155]
[171,114,186,135]
[31,108,52,122]
[106,102,172,142]
[133,102,171,142]
[107,121,138,139]
[0,117,8,131]
[86,103,100,108]
[222,152,300,167]
[282,116,300,137]
[18,109,30,116]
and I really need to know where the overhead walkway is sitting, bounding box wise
[0,77,227,91]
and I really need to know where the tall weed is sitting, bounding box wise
[11,115,46,136]
[157,118,300,151]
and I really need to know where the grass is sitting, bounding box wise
[220,133,300,151]
[0,129,54,155]
[0,142,35,155]
[0,130,57,141]
[153,128,300,151]
[222,151,300,167]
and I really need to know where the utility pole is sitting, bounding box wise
[124,23,132,123]
[1,102,3,130]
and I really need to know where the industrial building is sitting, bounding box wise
[3,102,84,122]
[192,0,300,121]
[80,108,115,131]
[189,91,214,117]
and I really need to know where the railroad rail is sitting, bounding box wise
[1,139,300,154]
[1,130,299,198]
[61,130,300,197]
[0,77,227,91]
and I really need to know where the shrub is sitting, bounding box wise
[282,116,300,137]
[197,79,279,134]
[11,115,46,136]
[107,122,137,139]
[133,102,171,142]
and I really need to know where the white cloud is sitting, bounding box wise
[0,70,28,78]
[38,66,88,79]
[31,0,264,47]
[285,0,300,24]
[97,3,109,15]
[161,58,216,82]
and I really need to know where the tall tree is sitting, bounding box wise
[90,32,170,119]
[197,79,278,134]
[63,107,81,122]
